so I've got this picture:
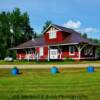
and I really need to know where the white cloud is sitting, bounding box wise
[63,20,81,29]
[63,20,100,39]
[77,27,100,34]
[82,27,100,33]
[63,20,100,33]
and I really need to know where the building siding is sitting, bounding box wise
[36,46,48,60]
[44,31,64,44]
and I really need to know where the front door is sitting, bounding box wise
[50,49,58,59]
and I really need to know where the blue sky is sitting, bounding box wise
[0,0,100,39]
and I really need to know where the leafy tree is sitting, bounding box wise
[81,33,88,39]
[81,33,100,44]
[42,20,52,33]
[9,8,34,46]
[0,8,34,59]
[33,32,42,38]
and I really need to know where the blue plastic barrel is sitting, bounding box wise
[87,66,94,73]
[11,67,19,75]
[51,67,58,74]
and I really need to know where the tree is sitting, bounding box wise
[42,20,52,33]
[0,11,10,59]
[0,8,34,59]
[9,8,34,46]
[82,33,88,39]
[33,32,42,38]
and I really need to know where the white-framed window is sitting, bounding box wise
[90,48,93,55]
[69,46,75,55]
[84,47,93,56]
[49,32,56,39]
[84,47,88,55]
[39,47,44,56]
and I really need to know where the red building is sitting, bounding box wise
[11,24,99,61]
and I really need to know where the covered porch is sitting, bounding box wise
[16,48,36,60]
[47,43,98,61]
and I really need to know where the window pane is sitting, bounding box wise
[49,32,56,39]
[70,46,74,53]
[69,46,75,55]
[40,47,43,56]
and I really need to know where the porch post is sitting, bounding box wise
[34,48,36,60]
[75,45,81,60]
[48,46,50,61]
[34,48,39,61]
[25,49,27,60]
[78,47,81,59]
[19,54,21,60]
[16,50,17,60]
[75,44,88,60]
[36,53,39,61]
[59,47,62,60]
[27,49,30,61]
[94,46,97,59]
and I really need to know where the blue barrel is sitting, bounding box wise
[11,67,19,75]
[87,66,94,73]
[51,67,58,74]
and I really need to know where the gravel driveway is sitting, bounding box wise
[0,63,100,69]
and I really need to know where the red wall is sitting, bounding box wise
[16,46,95,60]
[61,52,79,58]
[16,53,26,59]
[34,46,79,60]
[36,46,48,60]
[44,31,65,44]
[16,46,79,60]
[61,46,79,59]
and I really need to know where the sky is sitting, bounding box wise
[0,0,100,39]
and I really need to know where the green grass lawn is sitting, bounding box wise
[0,68,100,100]
[0,60,100,65]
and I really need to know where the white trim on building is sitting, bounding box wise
[39,47,44,56]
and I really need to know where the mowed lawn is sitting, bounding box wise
[0,68,100,100]
[0,60,100,65]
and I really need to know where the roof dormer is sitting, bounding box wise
[43,24,71,44]
[47,27,58,39]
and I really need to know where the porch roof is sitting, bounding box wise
[10,37,46,50]
[10,36,99,50]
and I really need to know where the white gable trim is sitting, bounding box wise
[39,47,44,56]
[42,24,61,34]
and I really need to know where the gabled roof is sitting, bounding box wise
[10,24,99,50]
[43,24,80,34]
[45,30,97,46]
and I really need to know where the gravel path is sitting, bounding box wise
[0,63,100,69]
